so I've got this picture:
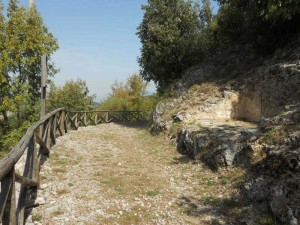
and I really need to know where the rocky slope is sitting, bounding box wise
[151,36,300,224]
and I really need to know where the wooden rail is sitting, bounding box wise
[0,109,151,225]
[68,110,151,130]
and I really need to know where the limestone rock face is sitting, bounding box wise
[244,108,300,225]
[176,127,257,170]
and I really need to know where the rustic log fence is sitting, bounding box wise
[68,110,151,130]
[0,109,151,225]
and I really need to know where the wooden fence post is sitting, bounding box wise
[95,113,98,125]
[105,113,109,123]
[64,111,68,133]
[16,133,38,224]
[1,168,16,225]
[40,55,47,119]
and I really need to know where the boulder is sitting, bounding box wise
[176,127,257,170]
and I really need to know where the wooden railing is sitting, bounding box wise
[0,109,151,225]
[68,110,151,130]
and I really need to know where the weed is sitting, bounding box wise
[219,175,229,185]
[190,84,200,93]
[152,147,161,153]
[259,216,274,225]
[262,126,287,144]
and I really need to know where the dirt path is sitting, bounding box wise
[30,123,242,225]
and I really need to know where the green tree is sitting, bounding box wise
[47,79,95,112]
[7,0,18,17]
[6,0,28,83]
[137,0,203,92]
[0,0,59,157]
[6,0,59,111]
[24,5,59,102]
[0,0,10,134]
[126,74,147,110]
[216,0,300,51]
[99,74,156,111]
[200,0,213,27]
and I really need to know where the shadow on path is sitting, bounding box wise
[115,120,150,129]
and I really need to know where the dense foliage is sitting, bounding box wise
[47,79,95,112]
[98,74,156,111]
[216,0,300,51]
[0,0,58,156]
[137,0,300,92]
[137,0,213,93]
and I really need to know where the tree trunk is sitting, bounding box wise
[1,110,9,135]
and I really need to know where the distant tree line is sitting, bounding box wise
[98,74,157,111]
[137,0,300,93]
[0,0,58,156]
[46,74,155,114]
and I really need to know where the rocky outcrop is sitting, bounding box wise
[150,36,300,225]
[244,107,300,225]
[176,127,257,171]
[173,106,300,224]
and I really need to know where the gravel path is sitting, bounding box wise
[29,123,238,225]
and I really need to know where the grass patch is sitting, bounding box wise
[57,188,70,195]
[262,126,287,145]
[101,179,109,184]
[122,212,140,223]
[115,188,126,195]
[259,216,275,225]
[93,171,102,177]
[99,211,143,224]
[52,208,64,216]
[169,123,182,135]
[145,189,161,197]
[202,177,216,186]
[50,151,60,160]
[40,174,47,181]
[50,152,79,166]
[53,167,67,173]
[202,194,220,205]
[152,147,162,153]
[219,175,229,185]
[32,214,43,222]
[53,158,69,165]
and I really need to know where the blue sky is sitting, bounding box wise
[3,0,219,101]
